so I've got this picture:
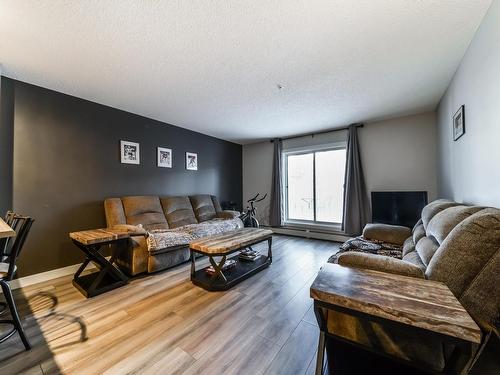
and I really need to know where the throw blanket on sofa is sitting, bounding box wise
[328,236,402,263]
[146,218,242,252]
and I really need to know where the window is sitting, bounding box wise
[284,147,346,226]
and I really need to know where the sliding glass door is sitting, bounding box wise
[286,153,314,221]
[284,147,346,226]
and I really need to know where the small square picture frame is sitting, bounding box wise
[157,147,172,168]
[453,105,465,141]
[120,140,140,164]
[185,152,198,171]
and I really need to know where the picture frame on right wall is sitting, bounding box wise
[453,105,465,141]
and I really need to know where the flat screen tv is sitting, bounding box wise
[371,191,428,228]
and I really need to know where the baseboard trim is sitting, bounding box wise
[9,262,95,291]
[266,226,349,242]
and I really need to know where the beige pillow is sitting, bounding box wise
[363,223,411,245]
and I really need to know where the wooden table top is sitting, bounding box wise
[189,228,273,255]
[310,263,481,344]
[69,228,130,245]
[0,218,16,239]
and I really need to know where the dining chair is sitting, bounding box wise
[0,211,15,316]
[0,212,35,350]
[0,211,15,255]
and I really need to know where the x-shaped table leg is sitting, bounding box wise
[72,240,128,297]
[209,255,227,282]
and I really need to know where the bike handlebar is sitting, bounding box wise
[247,193,260,202]
[255,193,267,202]
[247,192,267,203]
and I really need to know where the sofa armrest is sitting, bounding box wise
[217,210,240,219]
[362,223,411,245]
[111,224,147,236]
[337,252,425,279]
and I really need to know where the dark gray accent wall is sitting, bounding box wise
[0,78,14,215]
[3,78,242,277]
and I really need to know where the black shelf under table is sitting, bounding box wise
[191,255,271,291]
[72,238,129,298]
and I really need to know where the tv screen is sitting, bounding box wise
[371,191,428,228]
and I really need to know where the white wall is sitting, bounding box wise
[242,141,274,225]
[242,111,438,225]
[359,112,438,203]
[437,0,500,207]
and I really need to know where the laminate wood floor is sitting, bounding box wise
[0,235,339,375]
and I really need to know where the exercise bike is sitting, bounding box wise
[240,193,267,228]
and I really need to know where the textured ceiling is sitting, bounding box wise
[0,1,491,144]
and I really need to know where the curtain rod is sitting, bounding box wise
[270,123,364,142]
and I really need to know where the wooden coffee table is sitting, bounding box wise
[189,228,273,291]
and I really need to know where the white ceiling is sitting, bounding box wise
[0,1,491,144]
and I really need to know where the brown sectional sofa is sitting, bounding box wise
[104,194,240,275]
[329,199,499,373]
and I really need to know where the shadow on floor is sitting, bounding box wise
[0,287,87,374]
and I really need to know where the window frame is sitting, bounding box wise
[282,143,346,229]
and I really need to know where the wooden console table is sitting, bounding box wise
[69,228,131,298]
[310,263,482,374]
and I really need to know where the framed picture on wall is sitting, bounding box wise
[186,152,198,170]
[453,105,465,141]
[120,140,140,164]
[157,147,172,168]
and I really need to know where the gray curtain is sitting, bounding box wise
[342,124,370,235]
[269,138,282,227]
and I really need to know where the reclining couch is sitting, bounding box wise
[104,194,240,276]
[327,199,499,373]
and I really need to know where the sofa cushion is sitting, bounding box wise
[415,236,439,267]
[421,200,460,230]
[426,208,500,331]
[211,195,223,212]
[412,223,426,245]
[425,205,483,245]
[143,223,170,231]
[161,196,198,228]
[402,250,426,272]
[190,194,217,222]
[402,237,415,257]
[362,223,411,246]
[122,196,169,228]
